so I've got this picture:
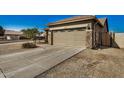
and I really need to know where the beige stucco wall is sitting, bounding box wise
[101,32,111,46]
[92,23,103,48]
[100,21,110,46]
[86,31,93,48]
[92,22,110,47]
[95,24,102,46]
[114,33,124,48]
[48,31,52,44]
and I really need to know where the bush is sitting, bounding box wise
[22,42,37,48]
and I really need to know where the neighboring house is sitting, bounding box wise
[4,30,23,40]
[35,32,45,40]
[45,15,110,48]
[0,36,5,40]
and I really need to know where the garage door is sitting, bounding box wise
[53,30,86,47]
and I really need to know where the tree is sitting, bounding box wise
[21,28,39,39]
[0,26,5,36]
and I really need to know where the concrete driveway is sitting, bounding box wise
[0,45,85,78]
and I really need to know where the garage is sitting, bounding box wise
[46,15,109,48]
[46,19,89,48]
[45,16,94,48]
[53,30,86,47]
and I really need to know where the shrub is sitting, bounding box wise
[22,42,37,48]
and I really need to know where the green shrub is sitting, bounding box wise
[22,42,37,48]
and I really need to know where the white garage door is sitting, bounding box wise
[53,30,86,47]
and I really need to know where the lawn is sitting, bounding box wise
[37,48,124,78]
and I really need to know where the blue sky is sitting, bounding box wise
[0,15,123,32]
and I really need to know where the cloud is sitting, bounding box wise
[4,25,32,31]
[109,30,114,32]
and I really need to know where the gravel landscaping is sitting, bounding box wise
[0,43,33,55]
[37,48,124,78]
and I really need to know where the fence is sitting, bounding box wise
[113,33,124,48]
[97,32,124,49]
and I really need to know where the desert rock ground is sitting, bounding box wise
[37,48,124,78]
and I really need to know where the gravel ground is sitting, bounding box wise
[37,48,124,78]
[0,40,47,55]
[0,40,31,44]
[0,43,33,55]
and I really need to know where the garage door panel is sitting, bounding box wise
[53,31,86,47]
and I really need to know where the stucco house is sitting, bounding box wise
[4,30,23,40]
[45,15,110,48]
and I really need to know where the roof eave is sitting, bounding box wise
[48,16,96,26]
[95,18,105,27]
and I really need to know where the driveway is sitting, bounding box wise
[0,45,85,78]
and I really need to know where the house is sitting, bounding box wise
[4,30,23,40]
[0,36,5,40]
[45,15,110,48]
[35,32,45,40]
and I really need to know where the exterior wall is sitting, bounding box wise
[48,31,52,44]
[86,30,93,48]
[92,22,103,48]
[95,24,103,47]
[92,21,110,48]
[102,22,108,32]
[101,32,111,46]
[95,21,110,47]
[114,33,124,48]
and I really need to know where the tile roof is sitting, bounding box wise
[48,15,96,26]
[5,30,23,35]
